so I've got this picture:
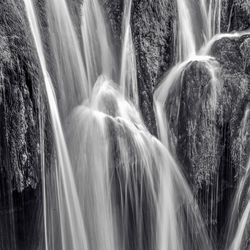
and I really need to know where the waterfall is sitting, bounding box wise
[66,75,212,250]
[21,0,250,249]
[154,0,223,240]
[23,0,214,249]
[24,1,88,250]
[46,0,88,118]
[81,0,117,88]
[200,0,221,40]
[176,0,196,61]
[176,0,222,61]
[120,0,139,106]
[80,0,138,106]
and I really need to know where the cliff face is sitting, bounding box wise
[0,1,52,249]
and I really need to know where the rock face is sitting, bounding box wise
[102,0,177,135]
[210,34,250,241]
[165,59,223,239]
[0,1,52,249]
[165,33,250,242]
[131,0,177,135]
[221,0,250,32]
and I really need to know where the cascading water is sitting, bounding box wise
[66,75,212,250]
[21,0,250,249]
[23,0,215,249]
[155,0,250,246]
[81,0,117,88]
[46,0,88,117]
[24,1,88,250]
[154,0,223,241]
[200,0,221,40]
[120,0,138,106]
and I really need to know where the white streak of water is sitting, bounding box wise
[81,0,116,89]
[24,1,88,250]
[46,0,88,117]
[120,0,139,106]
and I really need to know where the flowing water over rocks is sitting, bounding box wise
[1,0,250,249]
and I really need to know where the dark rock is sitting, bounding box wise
[221,0,250,32]
[131,0,177,135]
[102,0,123,49]
[102,0,177,135]
[166,34,250,241]
[0,0,53,249]
[166,59,222,239]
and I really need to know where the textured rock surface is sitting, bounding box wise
[221,0,250,32]
[165,34,250,241]
[166,59,222,239]
[102,0,177,135]
[131,0,177,135]
[0,1,52,249]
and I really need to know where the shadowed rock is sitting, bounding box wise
[0,1,53,249]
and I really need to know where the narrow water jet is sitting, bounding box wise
[120,0,139,106]
[176,0,196,61]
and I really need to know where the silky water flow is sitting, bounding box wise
[23,0,250,249]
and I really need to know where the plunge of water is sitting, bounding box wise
[23,0,250,249]
[154,0,223,241]
[46,0,88,118]
[66,75,212,250]
[81,0,117,88]
[24,1,88,250]
[120,0,139,107]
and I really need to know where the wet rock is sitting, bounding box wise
[166,59,222,238]
[221,0,250,32]
[0,0,53,249]
[102,0,123,49]
[102,0,177,135]
[167,34,250,240]
[131,0,177,135]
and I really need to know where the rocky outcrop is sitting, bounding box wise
[0,1,52,249]
[165,33,250,242]
[221,0,250,32]
[102,0,177,135]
